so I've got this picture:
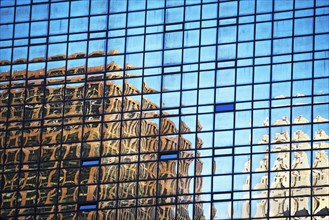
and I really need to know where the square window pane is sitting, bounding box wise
[274,20,292,38]
[294,17,314,35]
[218,26,237,43]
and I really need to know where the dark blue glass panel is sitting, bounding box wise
[160,153,178,160]
[79,204,97,210]
[215,103,235,112]
[82,160,99,166]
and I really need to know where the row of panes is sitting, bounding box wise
[1,151,328,181]
[2,1,329,26]
[2,201,328,220]
[0,119,327,144]
[1,182,328,208]
[3,14,329,48]
[0,80,327,103]
[2,92,326,112]
[1,172,327,199]
[1,133,328,159]
[0,92,328,114]
[2,14,329,45]
[2,12,329,42]
[0,56,327,82]
[1,36,329,62]
[0,60,327,90]
[0,77,326,100]
[2,25,329,57]
[1,45,328,72]
[0,103,328,133]
[2,0,329,13]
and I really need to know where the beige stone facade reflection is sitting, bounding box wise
[237,118,329,219]
[0,53,205,220]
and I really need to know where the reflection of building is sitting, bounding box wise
[1,1,329,219]
[0,53,204,219]
[237,119,329,218]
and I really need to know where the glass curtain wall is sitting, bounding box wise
[0,0,328,219]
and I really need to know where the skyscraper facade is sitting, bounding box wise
[0,0,328,219]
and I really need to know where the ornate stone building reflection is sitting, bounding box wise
[235,117,329,219]
[0,52,205,219]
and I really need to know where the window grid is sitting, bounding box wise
[0,0,328,219]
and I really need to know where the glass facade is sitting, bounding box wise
[0,0,329,219]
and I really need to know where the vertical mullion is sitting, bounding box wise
[3,1,15,217]
[134,0,148,218]
[231,1,240,219]
[310,0,317,218]
[289,0,297,218]
[77,0,92,217]
[194,0,202,219]
[155,0,166,218]
[14,0,32,218]
[96,0,110,219]
[175,1,186,219]
[34,1,51,218]
[267,0,275,217]
[210,1,220,219]
[249,0,257,218]
[114,0,129,216]
[55,1,71,218]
